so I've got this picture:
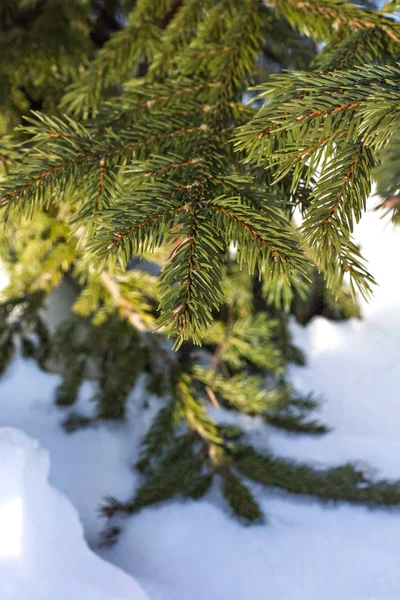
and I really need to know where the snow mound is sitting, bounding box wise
[105,498,400,600]
[0,427,149,600]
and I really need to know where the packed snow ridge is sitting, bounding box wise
[0,427,148,600]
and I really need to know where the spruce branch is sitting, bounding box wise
[208,303,234,386]
[313,26,400,72]
[266,0,400,43]
[96,78,219,132]
[211,196,309,284]
[0,115,209,215]
[93,156,106,215]
[157,204,225,347]
[61,0,181,117]
[235,446,400,507]
[221,470,263,523]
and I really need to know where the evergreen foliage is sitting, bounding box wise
[1,0,400,527]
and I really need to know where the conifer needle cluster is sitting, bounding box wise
[1,0,400,525]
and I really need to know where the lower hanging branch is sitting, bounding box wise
[97,288,400,540]
[233,446,400,507]
[99,379,400,542]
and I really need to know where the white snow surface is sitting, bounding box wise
[0,195,400,599]
[0,427,149,600]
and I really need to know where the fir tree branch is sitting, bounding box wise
[157,203,224,347]
[266,0,400,43]
[208,304,234,386]
[93,156,106,215]
[103,202,187,255]
[0,120,209,212]
[98,79,218,131]
[61,0,182,117]
[313,26,399,72]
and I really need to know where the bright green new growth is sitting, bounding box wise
[1,0,400,526]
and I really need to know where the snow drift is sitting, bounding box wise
[0,427,148,600]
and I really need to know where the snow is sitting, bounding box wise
[1,195,400,599]
[0,427,149,600]
[0,361,140,545]
[105,500,400,600]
